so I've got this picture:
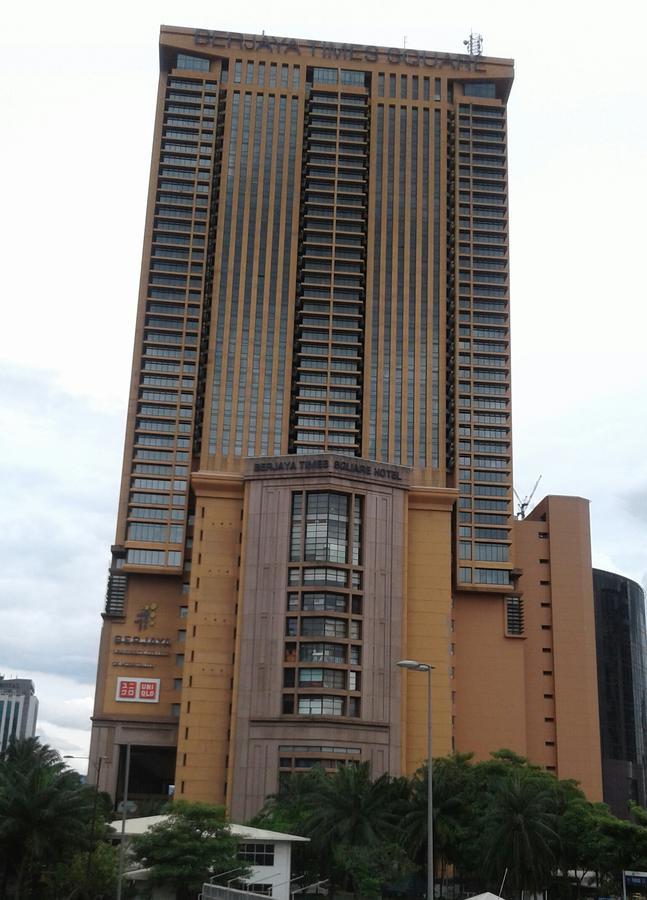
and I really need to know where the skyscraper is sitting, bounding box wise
[0,677,38,751]
[593,568,647,817]
[89,26,602,819]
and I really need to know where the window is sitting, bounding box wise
[341,69,365,86]
[505,597,524,636]
[301,568,348,587]
[304,492,349,563]
[127,523,168,542]
[459,541,472,560]
[298,695,344,716]
[298,668,345,689]
[475,543,509,562]
[176,54,210,72]
[126,549,165,565]
[238,843,275,866]
[299,643,346,664]
[313,67,337,83]
[464,82,496,98]
[301,592,347,612]
[474,567,510,585]
[301,617,348,638]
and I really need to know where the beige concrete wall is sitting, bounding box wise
[175,474,244,803]
[404,488,456,773]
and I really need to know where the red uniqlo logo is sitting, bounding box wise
[116,676,160,703]
[119,680,137,698]
[139,682,157,700]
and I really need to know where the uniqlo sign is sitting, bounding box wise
[115,677,160,703]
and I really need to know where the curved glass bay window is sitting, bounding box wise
[284,490,363,719]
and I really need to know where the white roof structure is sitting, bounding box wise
[466,893,506,900]
[116,815,309,843]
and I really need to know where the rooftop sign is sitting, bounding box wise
[193,30,490,72]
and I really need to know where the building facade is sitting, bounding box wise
[593,568,647,817]
[89,26,602,819]
[0,677,38,752]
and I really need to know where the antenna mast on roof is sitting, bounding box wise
[463,30,483,56]
[513,475,542,520]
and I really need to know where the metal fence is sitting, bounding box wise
[201,884,270,900]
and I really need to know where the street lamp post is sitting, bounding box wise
[397,659,434,900]
[116,743,132,900]
[63,754,107,894]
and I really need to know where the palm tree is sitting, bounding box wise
[301,762,404,855]
[479,768,560,895]
[0,738,95,898]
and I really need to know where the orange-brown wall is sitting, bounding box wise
[515,497,602,800]
[453,591,527,759]
[453,496,602,802]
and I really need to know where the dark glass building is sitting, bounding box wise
[593,568,647,817]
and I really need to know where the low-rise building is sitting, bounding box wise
[120,816,308,900]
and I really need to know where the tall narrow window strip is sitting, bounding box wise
[368,105,384,460]
[247,95,275,456]
[393,107,406,462]
[381,106,396,461]
[260,97,286,454]
[432,108,441,467]
[274,97,299,455]
[419,108,430,466]
[234,94,264,456]
[208,92,240,455]
[221,92,253,456]
[404,107,417,465]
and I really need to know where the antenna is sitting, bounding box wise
[513,475,542,520]
[463,30,483,56]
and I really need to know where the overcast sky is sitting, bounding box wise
[1,0,645,770]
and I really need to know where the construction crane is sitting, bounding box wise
[513,475,542,520]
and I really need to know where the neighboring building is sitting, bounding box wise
[593,568,647,817]
[121,817,308,900]
[89,26,603,819]
[0,677,38,751]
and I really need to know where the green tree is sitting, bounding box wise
[253,763,411,896]
[130,800,243,900]
[403,754,472,891]
[0,737,98,899]
[479,768,559,894]
[46,841,118,899]
[300,763,405,858]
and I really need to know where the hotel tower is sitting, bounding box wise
[89,26,603,819]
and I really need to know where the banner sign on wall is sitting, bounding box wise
[115,677,161,703]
